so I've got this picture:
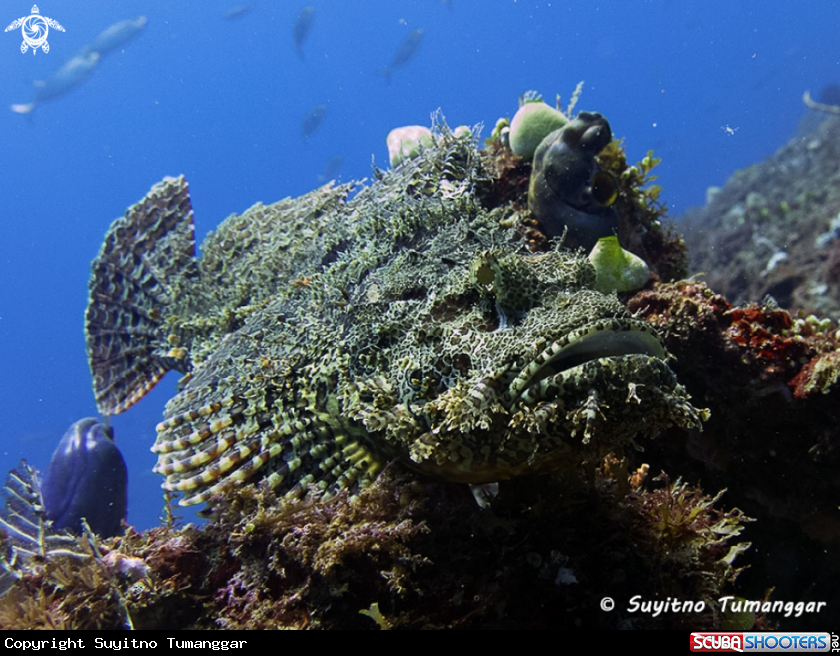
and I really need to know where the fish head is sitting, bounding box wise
[343,238,706,485]
[40,418,127,537]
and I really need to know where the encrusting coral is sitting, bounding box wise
[0,465,755,629]
[626,280,840,625]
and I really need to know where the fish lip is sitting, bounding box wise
[507,319,666,403]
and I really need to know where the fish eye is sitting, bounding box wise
[591,170,618,206]
[474,262,495,287]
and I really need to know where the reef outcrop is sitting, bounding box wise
[684,114,840,318]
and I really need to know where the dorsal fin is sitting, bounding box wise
[85,176,197,415]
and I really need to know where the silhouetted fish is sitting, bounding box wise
[301,104,327,139]
[40,418,127,538]
[318,154,344,183]
[293,6,315,59]
[11,50,100,114]
[382,28,423,86]
[79,16,147,58]
[223,5,253,21]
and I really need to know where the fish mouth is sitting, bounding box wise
[507,319,666,403]
[398,319,673,485]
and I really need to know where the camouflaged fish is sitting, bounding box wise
[85,120,708,506]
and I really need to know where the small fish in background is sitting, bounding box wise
[301,104,327,140]
[223,4,253,21]
[318,154,344,183]
[40,417,128,538]
[293,6,315,59]
[78,16,147,58]
[11,50,100,114]
[382,27,423,87]
[10,16,147,114]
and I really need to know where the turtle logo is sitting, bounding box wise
[5,5,65,55]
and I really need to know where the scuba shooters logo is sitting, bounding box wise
[4,5,65,54]
[691,634,744,653]
[690,633,831,652]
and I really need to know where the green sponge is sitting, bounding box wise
[509,102,567,160]
[588,236,651,294]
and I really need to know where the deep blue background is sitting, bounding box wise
[1,0,837,531]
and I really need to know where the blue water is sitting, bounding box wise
[0,0,836,531]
